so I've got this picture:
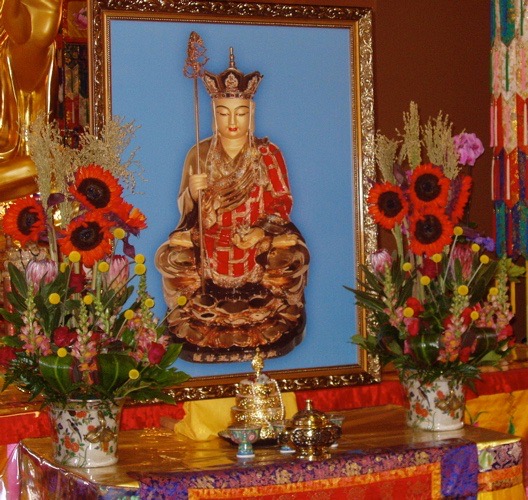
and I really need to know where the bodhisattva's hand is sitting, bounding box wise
[169,230,193,248]
[272,234,298,248]
[189,173,207,200]
[232,227,265,249]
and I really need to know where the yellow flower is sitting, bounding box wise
[177,295,188,307]
[83,295,94,305]
[113,227,126,240]
[134,263,146,275]
[59,262,68,273]
[135,254,145,264]
[124,309,135,320]
[98,261,110,273]
[479,255,490,264]
[145,298,155,308]
[489,287,499,296]
[457,285,469,296]
[403,307,414,318]
[431,253,442,263]
[128,369,140,380]
[471,243,480,252]
[470,310,479,321]
[49,293,60,305]
[453,226,463,237]
[57,347,68,358]
[402,262,413,272]
[68,251,81,263]
[420,276,431,286]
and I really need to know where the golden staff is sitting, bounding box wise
[183,32,208,293]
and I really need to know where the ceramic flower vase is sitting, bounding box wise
[48,399,123,467]
[401,373,465,431]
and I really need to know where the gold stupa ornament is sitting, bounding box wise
[231,349,284,439]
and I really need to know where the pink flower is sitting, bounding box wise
[105,255,129,295]
[450,244,473,280]
[370,249,392,274]
[453,133,484,166]
[25,259,58,290]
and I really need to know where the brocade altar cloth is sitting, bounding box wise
[14,406,523,499]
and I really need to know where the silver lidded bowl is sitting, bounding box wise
[280,399,341,460]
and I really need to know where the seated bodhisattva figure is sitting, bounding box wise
[155,49,309,363]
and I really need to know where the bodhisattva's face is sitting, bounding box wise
[213,98,251,141]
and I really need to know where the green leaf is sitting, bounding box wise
[158,343,184,369]
[408,333,440,367]
[39,355,76,395]
[7,263,28,298]
[98,353,136,392]
[0,308,24,329]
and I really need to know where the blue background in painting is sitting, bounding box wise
[110,20,357,378]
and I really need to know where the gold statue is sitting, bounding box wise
[155,42,310,363]
[0,0,63,200]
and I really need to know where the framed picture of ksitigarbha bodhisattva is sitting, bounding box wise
[88,0,378,401]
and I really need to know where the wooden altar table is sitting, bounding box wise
[12,405,524,499]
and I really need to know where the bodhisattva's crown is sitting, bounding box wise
[202,48,263,99]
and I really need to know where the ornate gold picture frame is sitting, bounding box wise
[88,0,378,401]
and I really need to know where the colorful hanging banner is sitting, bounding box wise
[492,0,528,258]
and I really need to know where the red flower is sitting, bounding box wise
[53,326,77,347]
[409,209,453,257]
[368,182,408,230]
[69,271,86,293]
[113,201,148,233]
[460,307,474,327]
[406,297,424,315]
[419,258,439,279]
[148,342,166,364]
[498,324,513,341]
[409,163,450,209]
[459,346,472,363]
[90,332,102,344]
[3,195,46,246]
[58,212,113,267]
[447,175,472,223]
[443,315,453,329]
[0,346,17,368]
[404,317,421,337]
[70,164,123,211]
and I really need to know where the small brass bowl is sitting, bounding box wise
[281,400,341,460]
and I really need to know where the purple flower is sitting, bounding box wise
[473,236,495,252]
[25,259,58,290]
[453,133,484,166]
[370,249,393,274]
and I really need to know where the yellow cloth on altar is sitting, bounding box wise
[465,389,528,438]
[174,392,298,441]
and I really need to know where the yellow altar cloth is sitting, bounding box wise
[173,392,298,441]
[12,405,523,499]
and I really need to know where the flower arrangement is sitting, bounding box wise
[348,103,524,384]
[0,115,189,404]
